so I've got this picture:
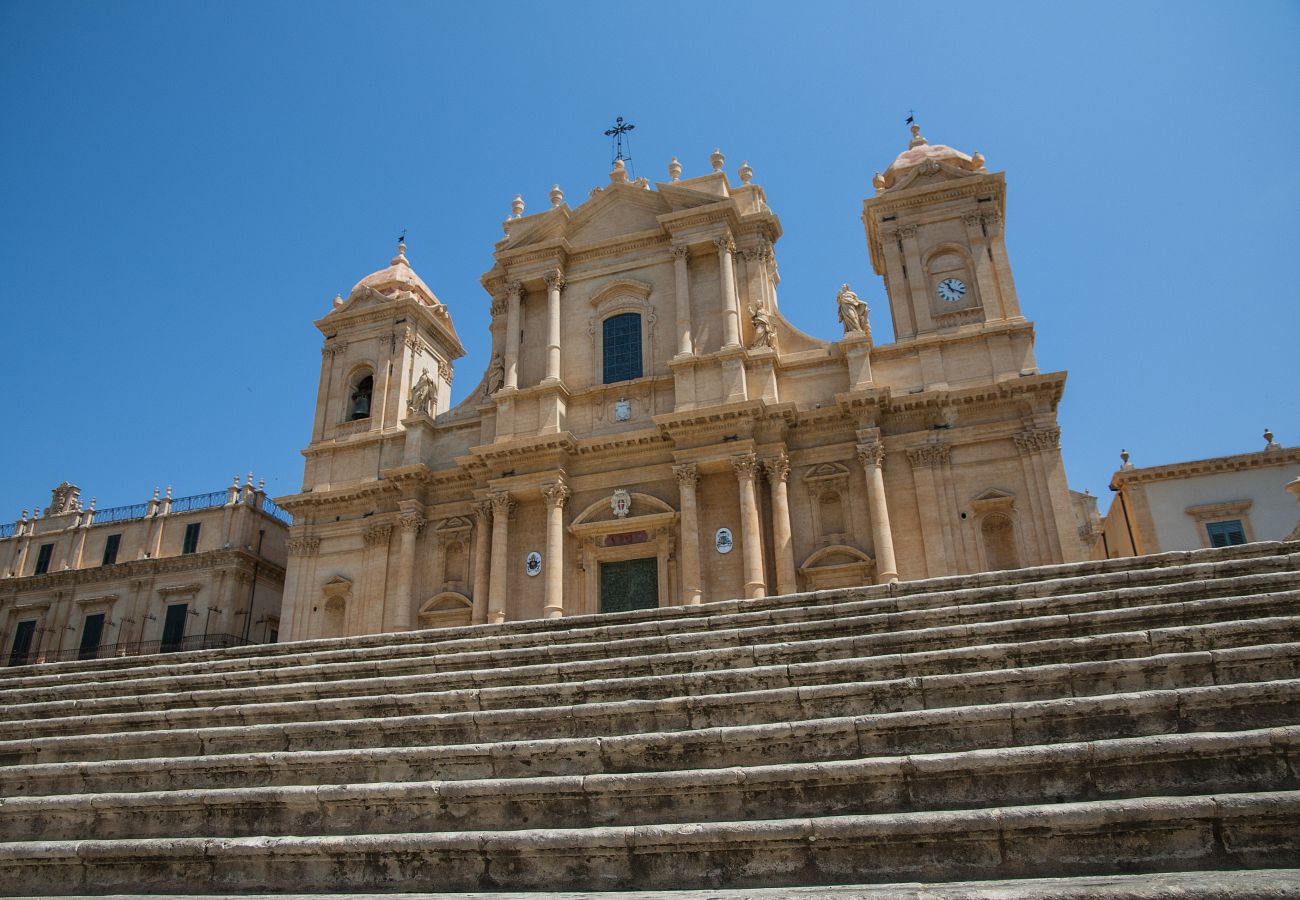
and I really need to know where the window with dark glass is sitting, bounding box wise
[78,613,105,661]
[8,620,36,667]
[161,603,188,651]
[1206,519,1247,548]
[348,373,374,420]
[602,313,642,384]
[182,522,201,554]
[102,533,121,566]
[34,543,53,575]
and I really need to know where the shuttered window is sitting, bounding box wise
[182,523,201,555]
[102,534,121,566]
[1206,520,1247,548]
[34,543,53,575]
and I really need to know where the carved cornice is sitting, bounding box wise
[0,548,284,594]
[906,444,950,468]
[1111,445,1300,487]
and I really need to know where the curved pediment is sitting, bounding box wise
[589,278,653,308]
[572,491,675,526]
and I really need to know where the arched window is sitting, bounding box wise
[981,514,1019,571]
[348,373,373,421]
[602,313,642,384]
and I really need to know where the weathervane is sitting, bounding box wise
[604,116,636,167]
[905,110,915,126]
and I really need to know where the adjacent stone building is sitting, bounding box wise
[1,478,289,666]
[1097,431,1300,558]
[278,126,1092,641]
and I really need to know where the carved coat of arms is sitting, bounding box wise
[611,489,632,518]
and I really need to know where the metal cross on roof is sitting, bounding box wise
[604,116,636,165]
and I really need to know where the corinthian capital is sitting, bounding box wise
[856,441,886,469]
[542,480,572,509]
[673,463,699,488]
[363,523,393,547]
[543,269,567,291]
[504,280,523,299]
[731,452,759,479]
[670,244,691,261]
[763,451,790,482]
[398,511,426,534]
[906,443,949,468]
[489,490,516,519]
[713,236,735,255]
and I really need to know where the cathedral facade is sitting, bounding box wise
[277,127,1088,641]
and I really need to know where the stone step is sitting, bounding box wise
[5,548,1293,701]
[3,566,1294,717]
[8,597,1295,733]
[2,792,1296,895]
[5,727,1296,841]
[6,542,1285,689]
[39,870,1300,900]
[3,617,1296,746]
[6,658,1296,798]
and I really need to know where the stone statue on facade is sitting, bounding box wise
[836,283,870,336]
[749,303,776,350]
[485,354,505,396]
[407,368,437,418]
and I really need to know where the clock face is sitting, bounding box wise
[937,278,967,303]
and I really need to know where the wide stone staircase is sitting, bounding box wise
[1,542,1299,897]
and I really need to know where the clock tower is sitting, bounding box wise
[863,125,1028,361]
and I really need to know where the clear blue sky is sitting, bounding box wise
[2,1,1297,521]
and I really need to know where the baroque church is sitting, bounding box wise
[276,126,1089,641]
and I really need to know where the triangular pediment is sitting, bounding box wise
[497,208,570,252]
[565,186,669,247]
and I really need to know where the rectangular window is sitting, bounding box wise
[8,621,36,667]
[1206,519,1247,548]
[78,613,105,661]
[161,603,188,652]
[34,543,54,575]
[182,522,201,555]
[102,534,121,566]
[602,313,643,384]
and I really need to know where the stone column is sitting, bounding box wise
[671,245,692,357]
[543,269,565,383]
[389,505,425,631]
[673,464,703,605]
[715,237,740,348]
[764,452,797,595]
[856,441,899,583]
[471,500,492,625]
[906,444,950,578]
[280,534,319,640]
[541,480,571,618]
[503,281,522,391]
[486,491,514,624]
[732,453,766,600]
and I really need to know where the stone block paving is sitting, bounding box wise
[2,542,1299,895]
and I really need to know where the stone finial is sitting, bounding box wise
[257,479,265,491]
[873,172,886,190]
[609,159,628,184]
[88,498,96,510]
[971,151,986,169]
[668,156,682,181]
[738,161,753,184]
[1120,448,1132,470]
[510,194,525,218]
[549,184,564,207]
[246,472,255,486]
[152,487,160,500]
[392,238,408,266]
[909,123,927,148]
[710,148,725,173]
[332,293,343,308]
[165,485,173,499]
[1264,427,1280,450]
[233,475,241,487]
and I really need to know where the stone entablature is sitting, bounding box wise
[280,129,1088,641]
[1,478,289,666]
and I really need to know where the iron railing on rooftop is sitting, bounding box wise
[88,502,150,525]
[262,498,292,525]
[168,491,227,515]
[0,523,14,539]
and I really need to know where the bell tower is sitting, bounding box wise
[863,125,1025,345]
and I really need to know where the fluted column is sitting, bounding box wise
[487,491,514,624]
[856,441,899,583]
[671,245,693,357]
[543,269,564,383]
[764,452,797,595]
[673,464,703,605]
[503,281,522,390]
[389,505,424,631]
[732,453,765,600]
[715,237,740,348]
[471,501,492,625]
[541,480,571,618]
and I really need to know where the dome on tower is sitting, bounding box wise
[873,124,987,193]
[348,241,441,307]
